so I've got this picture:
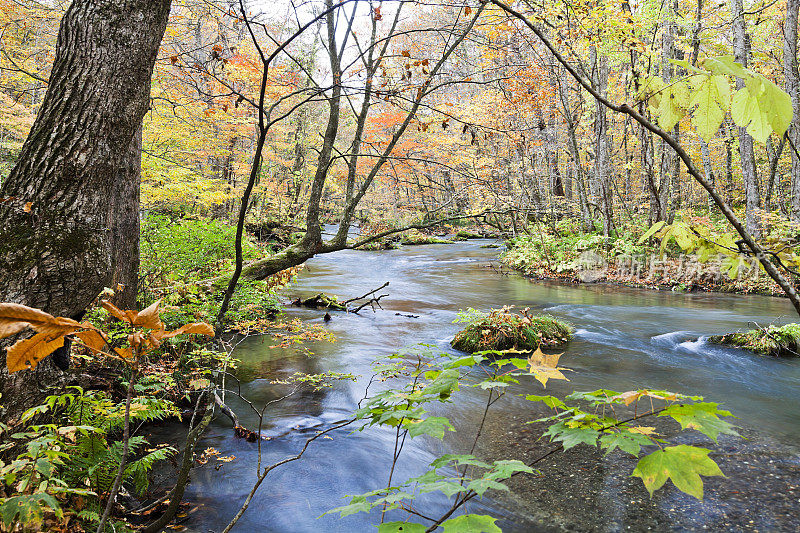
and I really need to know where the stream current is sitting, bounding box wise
[165,239,800,532]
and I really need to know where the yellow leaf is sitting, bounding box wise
[6,332,66,373]
[629,426,658,436]
[527,347,569,388]
[612,390,645,406]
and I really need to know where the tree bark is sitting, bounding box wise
[785,0,800,220]
[730,0,762,237]
[0,0,171,417]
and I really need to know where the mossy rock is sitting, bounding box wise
[708,323,800,357]
[292,293,346,311]
[453,230,484,241]
[401,230,452,245]
[451,308,572,353]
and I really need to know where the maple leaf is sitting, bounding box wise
[631,445,724,499]
[527,346,569,387]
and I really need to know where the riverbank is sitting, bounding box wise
[500,248,789,298]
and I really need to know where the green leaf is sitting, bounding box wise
[732,87,772,143]
[525,394,566,409]
[404,416,455,439]
[324,496,373,517]
[441,514,502,533]
[488,459,534,480]
[599,430,654,456]
[657,82,690,131]
[417,480,468,498]
[0,494,62,529]
[638,221,665,244]
[702,55,749,79]
[659,402,738,442]
[377,522,427,533]
[422,368,460,399]
[761,77,793,136]
[466,478,509,496]
[444,355,484,369]
[544,422,599,450]
[689,75,726,141]
[430,454,491,470]
[631,445,724,499]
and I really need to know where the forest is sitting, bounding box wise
[0,0,799,531]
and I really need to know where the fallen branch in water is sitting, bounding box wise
[351,293,388,314]
[343,281,390,305]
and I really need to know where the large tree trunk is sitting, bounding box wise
[0,0,171,417]
[785,0,800,220]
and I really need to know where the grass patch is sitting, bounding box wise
[451,307,572,353]
[708,323,800,357]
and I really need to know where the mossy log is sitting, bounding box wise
[708,323,800,357]
[292,293,347,311]
[451,308,572,353]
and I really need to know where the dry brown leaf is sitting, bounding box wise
[0,303,57,339]
[0,303,83,339]
[162,322,215,339]
[101,300,137,324]
[115,347,133,360]
[7,332,66,373]
[133,299,163,329]
[74,329,108,354]
[612,390,646,406]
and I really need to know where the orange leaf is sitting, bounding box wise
[74,329,108,354]
[101,300,137,324]
[162,322,215,339]
[0,303,82,339]
[6,332,65,373]
[465,6,472,15]
[133,299,163,329]
[23,202,32,213]
[401,50,410,58]
[115,347,133,360]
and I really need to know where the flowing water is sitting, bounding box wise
[168,239,800,532]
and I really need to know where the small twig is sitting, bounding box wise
[97,370,136,533]
[352,293,388,313]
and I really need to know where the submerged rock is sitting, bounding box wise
[708,323,800,357]
[451,307,572,353]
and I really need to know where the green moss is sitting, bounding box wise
[401,230,452,245]
[451,308,572,353]
[453,230,484,241]
[708,323,800,357]
[292,293,347,311]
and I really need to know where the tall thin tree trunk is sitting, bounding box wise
[731,0,762,236]
[785,0,800,220]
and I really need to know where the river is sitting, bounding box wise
[163,239,800,532]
